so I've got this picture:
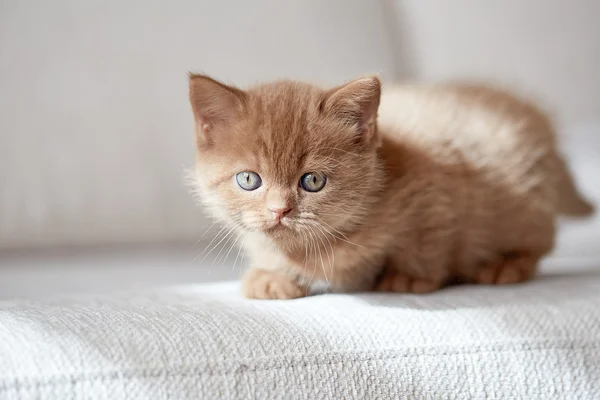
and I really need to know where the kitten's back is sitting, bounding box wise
[378,83,593,217]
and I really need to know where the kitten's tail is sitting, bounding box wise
[555,155,595,217]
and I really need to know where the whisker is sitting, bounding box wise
[314,224,335,275]
[233,231,250,272]
[200,225,236,264]
[212,226,238,266]
[306,227,318,290]
[297,228,308,273]
[315,225,335,288]
[318,219,365,249]
[196,218,222,245]
[241,240,248,274]
[297,219,365,249]
[318,220,352,242]
[307,225,329,285]
[220,229,245,268]
[192,221,232,263]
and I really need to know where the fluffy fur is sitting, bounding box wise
[189,74,594,299]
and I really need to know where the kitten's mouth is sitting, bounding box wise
[264,219,294,236]
[266,221,286,232]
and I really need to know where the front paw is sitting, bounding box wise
[242,268,306,300]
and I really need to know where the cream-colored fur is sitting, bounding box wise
[189,75,593,299]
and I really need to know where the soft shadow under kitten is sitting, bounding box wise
[188,74,594,299]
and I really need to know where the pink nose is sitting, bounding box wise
[269,207,292,220]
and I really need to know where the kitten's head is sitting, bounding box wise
[189,74,384,247]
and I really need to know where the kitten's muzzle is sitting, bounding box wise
[269,206,292,222]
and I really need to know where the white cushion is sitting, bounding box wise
[1,272,599,399]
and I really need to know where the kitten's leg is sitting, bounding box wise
[475,252,540,285]
[375,268,443,294]
[242,267,307,300]
[374,234,452,294]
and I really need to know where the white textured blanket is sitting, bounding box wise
[1,271,599,399]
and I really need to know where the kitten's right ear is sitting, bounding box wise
[189,74,247,145]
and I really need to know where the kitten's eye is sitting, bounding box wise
[236,171,262,191]
[300,172,327,192]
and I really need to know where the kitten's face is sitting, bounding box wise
[190,75,382,247]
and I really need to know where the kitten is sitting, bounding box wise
[189,74,594,299]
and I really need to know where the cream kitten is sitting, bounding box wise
[189,74,593,299]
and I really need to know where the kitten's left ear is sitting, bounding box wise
[189,73,247,146]
[321,76,381,143]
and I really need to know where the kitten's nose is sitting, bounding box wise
[269,206,292,220]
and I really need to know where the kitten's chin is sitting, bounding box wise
[263,221,299,241]
[264,223,289,237]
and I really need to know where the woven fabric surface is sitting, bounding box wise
[1,271,599,399]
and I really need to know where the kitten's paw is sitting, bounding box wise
[243,268,306,300]
[375,270,441,294]
[475,253,539,285]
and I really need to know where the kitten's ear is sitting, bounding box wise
[189,74,247,145]
[322,76,381,143]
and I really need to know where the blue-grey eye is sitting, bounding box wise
[300,172,327,192]
[236,171,262,191]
